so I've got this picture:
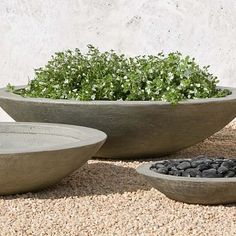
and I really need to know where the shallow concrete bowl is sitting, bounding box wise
[137,161,236,205]
[0,86,235,159]
[0,122,106,195]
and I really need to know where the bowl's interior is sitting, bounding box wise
[0,133,79,151]
[0,122,106,154]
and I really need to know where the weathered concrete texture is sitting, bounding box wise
[137,161,236,205]
[1,0,236,121]
[0,87,235,159]
[0,122,106,195]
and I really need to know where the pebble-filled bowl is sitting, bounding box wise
[137,156,236,205]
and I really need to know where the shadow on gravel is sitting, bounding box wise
[2,162,152,200]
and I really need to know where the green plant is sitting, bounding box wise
[11,45,230,104]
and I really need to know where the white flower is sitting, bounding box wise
[168,72,174,80]
[146,88,151,94]
[149,69,153,74]
[92,85,97,91]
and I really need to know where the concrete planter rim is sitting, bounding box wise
[0,122,107,155]
[1,86,236,105]
[137,161,236,183]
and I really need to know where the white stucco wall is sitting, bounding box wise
[0,0,236,121]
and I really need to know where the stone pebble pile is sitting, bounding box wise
[150,156,236,178]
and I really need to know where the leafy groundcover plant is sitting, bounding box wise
[9,45,230,104]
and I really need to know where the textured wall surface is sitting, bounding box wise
[0,0,236,121]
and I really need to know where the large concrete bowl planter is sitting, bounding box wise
[137,162,236,205]
[0,86,236,159]
[0,122,106,195]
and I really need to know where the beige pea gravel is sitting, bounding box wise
[0,121,236,236]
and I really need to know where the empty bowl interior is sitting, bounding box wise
[0,123,107,154]
[1,133,79,150]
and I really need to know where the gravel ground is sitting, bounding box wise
[0,121,236,236]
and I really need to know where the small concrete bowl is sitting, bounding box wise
[137,161,236,205]
[0,122,106,195]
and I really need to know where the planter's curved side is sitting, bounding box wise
[0,86,235,159]
[137,163,236,205]
[0,145,96,195]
